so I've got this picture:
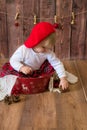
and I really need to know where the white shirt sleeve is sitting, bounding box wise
[46,50,66,78]
[10,45,25,71]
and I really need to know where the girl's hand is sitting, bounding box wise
[19,65,33,75]
[59,77,68,90]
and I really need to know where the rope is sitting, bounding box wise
[0,10,87,20]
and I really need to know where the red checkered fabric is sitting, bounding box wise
[0,60,60,95]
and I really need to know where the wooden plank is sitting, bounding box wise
[84,0,87,59]
[75,60,87,101]
[0,96,25,130]
[40,0,55,23]
[23,0,40,41]
[70,0,87,59]
[55,60,87,130]
[0,0,8,58]
[18,93,57,129]
[6,0,23,57]
[55,0,72,59]
[63,60,87,103]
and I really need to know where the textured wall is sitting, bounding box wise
[0,0,87,59]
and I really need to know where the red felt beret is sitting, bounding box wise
[24,22,55,48]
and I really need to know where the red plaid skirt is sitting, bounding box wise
[0,60,59,95]
[0,60,54,77]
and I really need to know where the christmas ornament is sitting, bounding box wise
[53,15,63,30]
[15,20,20,27]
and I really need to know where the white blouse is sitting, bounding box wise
[10,45,66,78]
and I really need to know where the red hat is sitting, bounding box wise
[24,22,55,48]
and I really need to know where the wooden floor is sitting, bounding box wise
[0,60,87,130]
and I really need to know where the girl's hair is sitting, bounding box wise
[39,32,56,45]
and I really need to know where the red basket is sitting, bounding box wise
[11,73,54,95]
[0,60,55,95]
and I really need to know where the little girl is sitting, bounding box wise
[10,22,68,90]
[0,22,69,101]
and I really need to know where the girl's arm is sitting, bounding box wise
[47,51,68,90]
[10,45,25,71]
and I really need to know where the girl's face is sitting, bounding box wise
[33,33,56,53]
